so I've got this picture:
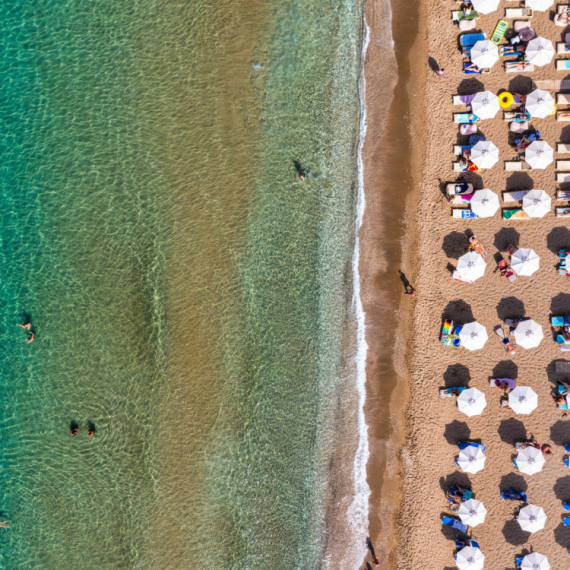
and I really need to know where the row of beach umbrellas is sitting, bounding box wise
[455,386,538,417]
[464,141,554,170]
[470,0,552,13]
[457,320,544,350]
[471,89,555,120]
[455,189,550,219]
[457,247,541,281]
[471,37,554,69]
[457,548,549,570]
[458,443,544,475]
[454,500,545,529]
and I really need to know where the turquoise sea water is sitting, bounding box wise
[0,1,363,568]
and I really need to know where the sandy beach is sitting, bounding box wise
[375,0,570,568]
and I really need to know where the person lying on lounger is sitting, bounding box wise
[554,381,570,405]
[513,92,527,104]
[505,60,531,71]
[459,157,479,171]
[500,44,526,56]
[464,62,481,73]
[554,11,570,26]
[559,112,570,121]
[505,109,531,121]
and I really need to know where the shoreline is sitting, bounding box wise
[359,0,427,565]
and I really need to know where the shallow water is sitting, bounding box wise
[0,1,363,568]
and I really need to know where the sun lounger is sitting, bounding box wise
[558,43,570,55]
[502,490,527,501]
[564,517,570,526]
[558,160,570,170]
[510,121,528,133]
[447,182,474,195]
[452,209,477,218]
[503,208,530,219]
[440,387,467,398]
[463,62,491,75]
[453,145,474,155]
[450,194,474,205]
[458,441,485,451]
[557,207,570,216]
[505,7,532,18]
[557,94,570,106]
[460,32,486,47]
[442,516,468,534]
[490,378,516,389]
[502,190,530,201]
[557,4,570,14]
[454,113,478,124]
[505,161,531,171]
[565,501,570,510]
[556,361,570,373]
[558,173,570,183]
[506,62,534,73]
[558,143,570,153]
[460,124,478,136]
[557,60,570,71]
[452,10,480,21]
[557,189,570,199]
[455,540,480,550]
[557,111,570,121]
[495,327,517,352]
[492,20,509,44]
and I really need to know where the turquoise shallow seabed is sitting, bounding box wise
[0,0,363,568]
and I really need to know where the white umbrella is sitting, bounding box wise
[459,321,488,351]
[457,388,487,417]
[525,141,553,170]
[471,40,499,69]
[516,446,545,475]
[458,447,486,474]
[471,189,500,218]
[511,248,540,276]
[470,91,500,120]
[471,141,499,169]
[526,37,555,67]
[525,0,553,10]
[526,89,555,119]
[456,546,485,570]
[458,499,487,527]
[509,386,538,414]
[470,0,500,13]
[513,320,544,349]
[522,189,551,217]
[457,252,486,283]
[517,504,547,533]
[521,552,550,570]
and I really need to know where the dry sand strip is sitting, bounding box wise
[398,0,570,568]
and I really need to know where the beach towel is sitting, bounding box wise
[463,62,483,74]
[442,516,468,534]
[490,378,516,389]
[452,209,477,218]
[449,194,474,205]
[557,207,570,217]
[557,60,570,70]
[459,94,476,105]
[458,441,485,452]
[460,124,478,135]
[454,113,479,123]
[440,387,467,397]
[446,182,472,195]
[559,384,569,409]
[460,32,485,47]
[503,208,530,219]
[491,20,508,45]
[502,190,529,202]
[501,490,527,502]
[506,63,534,73]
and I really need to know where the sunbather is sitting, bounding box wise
[459,157,479,172]
[513,92,527,104]
[500,44,526,56]
[555,11,570,26]
[505,60,532,71]
[502,490,527,501]
[554,381,570,405]
[505,109,531,122]
[464,62,481,73]
[559,111,570,121]
[469,235,486,257]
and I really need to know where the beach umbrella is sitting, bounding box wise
[456,252,486,282]
[526,37,555,67]
[457,388,487,417]
[509,386,538,414]
[471,189,500,218]
[513,320,544,348]
[458,321,488,351]
[470,141,499,169]
[517,504,547,533]
[470,91,500,120]
[516,446,545,475]
[456,546,485,570]
[525,0,553,10]
[470,0,500,13]
[522,189,551,217]
[511,248,540,276]
[457,447,486,474]
[520,552,550,570]
[471,40,499,69]
[526,89,555,118]
[525,141,553,169]
[457,499,487,527]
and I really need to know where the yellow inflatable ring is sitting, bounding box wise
[499,92,514,108]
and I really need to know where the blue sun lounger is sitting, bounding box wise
[564,501,570,510]
[458,441,485,451]
[455,539,480,549]
[502,490,527,502]
[443,516,468,534]
[516,557,523,569]
[565,518,570,526]
[460,32,486,47]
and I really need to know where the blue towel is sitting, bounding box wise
[561,60,570,70]
[460,33,485,47]
[458,441,485,452]
[552,316,565,326]
[565,444,570,452]
[565,517,570,526]
[442,516,468,534]
[502,490,527,502]
[564,501,570,510]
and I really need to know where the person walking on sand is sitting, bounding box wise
[398,270,417,297]
[437,68,445,77]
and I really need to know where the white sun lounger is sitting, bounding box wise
[505,6,532,17]
[557,60,570,71]
[557,4,570,14]
[510,121,528,133]
[558,43,570,54]
[558,111,570,121]
[447,183,474,195]
[557,207,570,217]
[454,113,478,123]
[558,143,570,153]
[557,160,570,170]
[503,190,530,201]
[452,209,477,219]
[558,172,570,183]
[505,161,531,171]
[557,189,570,199]
[453,162,464,172]
[557,93,570,105]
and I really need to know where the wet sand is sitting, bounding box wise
[359,0,427,566]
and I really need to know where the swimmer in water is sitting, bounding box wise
[17,323,31,330]
[26,332,34,344]
[0,521,10,529]
[70,422,78,436]
[87,423,95,437]
[299,170,306,181]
